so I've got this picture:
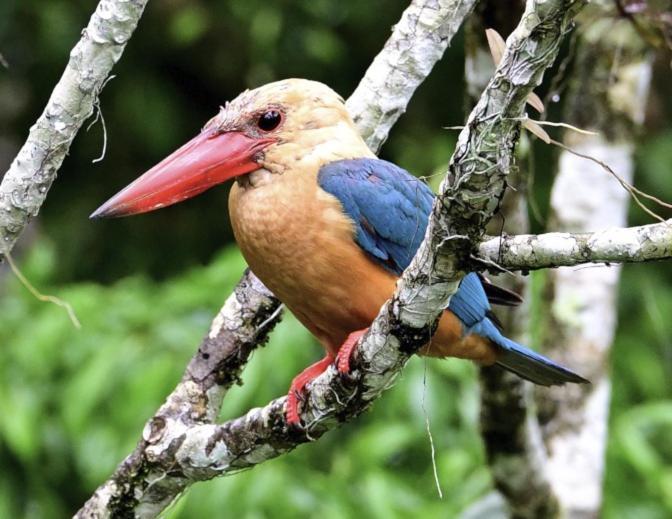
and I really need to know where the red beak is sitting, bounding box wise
[90,129,274,218]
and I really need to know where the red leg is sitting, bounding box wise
[336,328,368,374]
[286,354,334,426]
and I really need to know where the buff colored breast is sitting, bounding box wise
[228,168,497,364]
[229,170,399,355]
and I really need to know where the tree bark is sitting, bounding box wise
[346,0,479,151]
[464,4,560,516]
[478,220,672,271]
[466,4,658,518]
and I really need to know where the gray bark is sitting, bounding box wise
[346,0,479,151]
[0,0,149,257]
[463,4,560,516]
[478,220,672,271]
[116,0,587,504]
[468,5,659,517]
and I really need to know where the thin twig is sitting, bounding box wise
[550,138,670,222]
[531,119,599,135]
[422,360,443,499]
[5,253,81,328]
[87,75,115,164]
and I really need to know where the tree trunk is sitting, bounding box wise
[538,4,653,516]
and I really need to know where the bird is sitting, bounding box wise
[91,78,588,425]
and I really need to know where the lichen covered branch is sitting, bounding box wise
[463,4,560,515]
[439,0,586,240]
[76,270,282,518]
[478,219,672,271]
[0,0,149,257]
[346,0,479,151]
[536,9,654,515]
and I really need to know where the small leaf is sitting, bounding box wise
[485,28,506,66]
[524,119,551,143]
[526,91,546,113]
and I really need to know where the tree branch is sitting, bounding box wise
[80,0,590,515]
[463,4,560,516]
[345,0,479,151]
[478,219,672,271]
[168,0,588,479]
[471,5,659,517]
[104,1,587,498]
[0,0,149,257]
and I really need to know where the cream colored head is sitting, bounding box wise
[205,78,373,174]
[91,79,374,218]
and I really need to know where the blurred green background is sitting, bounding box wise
[1,1,671,517]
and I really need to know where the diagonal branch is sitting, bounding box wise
[199,0,590,449]
[0,0,149,258]
[470,8,660,516]
[146,0,588,480]
[345,0,479,151]
[463,4,559,516]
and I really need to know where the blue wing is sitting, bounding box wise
[317,158,587,386]
[318,158,433,275]
[317,158,490,326]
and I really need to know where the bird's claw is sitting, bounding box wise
[284,329,368,426]
[285,390,303,427]
[284,354,334,426]
[335,329,367,374]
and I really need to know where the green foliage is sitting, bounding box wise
[600,130,672,517]
[0,242,492,517]
[603,268,672,518]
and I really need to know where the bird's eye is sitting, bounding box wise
[257,110,282,132]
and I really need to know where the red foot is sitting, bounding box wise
[336,328,368,374]
[286,355,334,426]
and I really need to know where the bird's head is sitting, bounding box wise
[91,78,368,218]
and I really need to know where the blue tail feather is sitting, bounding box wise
[471,320,588,386]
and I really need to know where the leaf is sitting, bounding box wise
[524,119,551,143]
[526,91,546,113]
[485,28,506,66]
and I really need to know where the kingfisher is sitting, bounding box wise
[92,79,587,425]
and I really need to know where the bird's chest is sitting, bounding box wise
[230,174,351,285]
[228,172,393,349]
